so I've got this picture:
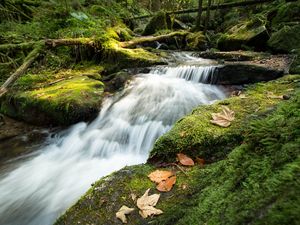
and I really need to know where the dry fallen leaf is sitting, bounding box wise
[148,170,174,184]
[156,176,176,192]
[131,193,137,203]
[210,106,235,128]
[116,205,135,223]
[196,157,205,166]
[137,189,163,218]
[180,131,186,137]
[177,153,194,166]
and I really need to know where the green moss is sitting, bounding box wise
[0,67,104,125]
[271,2,300,30]
[143,12,171,36]
[217,17,269,51]
[268,25,300,53]
[290,50,300,74]
[150,75,300,162]
[186,32,207,51]
[55,75,300,225]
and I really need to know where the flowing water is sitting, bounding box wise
[0,52,226,225]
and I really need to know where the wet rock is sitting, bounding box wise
[214,63,284,85]
[104,71,131,92]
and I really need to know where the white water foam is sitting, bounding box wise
[0,53,226,225]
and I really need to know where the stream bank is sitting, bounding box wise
[55,74,300,225]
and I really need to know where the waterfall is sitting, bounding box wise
[0,53,226,225]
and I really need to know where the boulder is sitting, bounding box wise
[185,32,208,51]
[214,63,284,85]
[217,18,270,51]
[143,12,172,35]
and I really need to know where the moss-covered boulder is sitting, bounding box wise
[217,17,270,51]
[150,75,299,162]
[268,25,300,53]
[55,75,300,225]
[0,70,104,126]
[143,12,172,36]
[185,32,207,51]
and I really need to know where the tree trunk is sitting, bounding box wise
[196,0,203,30]
[204,0,212,34]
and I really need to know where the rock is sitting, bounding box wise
[0,76,104,126]
[217,17,270,51]
[214,63,284,85]
[143,12,172,35]
[104,71,131,92]
[185,32,208,51]
[173,19,189,30]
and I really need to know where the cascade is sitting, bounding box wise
[0,53,226,225]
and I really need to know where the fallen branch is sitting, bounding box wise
[131,0,280,20]
[120,31,189,48]
[0,43,43,97]
[45,38,96,48]
[0,42,36,52]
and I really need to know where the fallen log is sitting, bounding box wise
[120,31,189,48]
[131,0,279,20]
[0,43,43,97]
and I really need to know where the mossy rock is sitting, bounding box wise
[149,75,300,163]
[143,12,172,36]
[271,2,300,30]
[217,17,270,51]
[185,32,207,51]
[55,76,300,225]
[0,76,104,126]
[268,25,300,53]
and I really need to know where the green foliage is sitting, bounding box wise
[268,25,300,53]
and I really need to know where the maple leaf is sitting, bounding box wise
[116,205,135,223]
[148,170,174,184]
[210,106,235,128]
[177,153,194,166]
[137,189,163,218]
[156,176,176,192]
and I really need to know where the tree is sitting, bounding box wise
[204,0,212,33]
[196,0,203,30]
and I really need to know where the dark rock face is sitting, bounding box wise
[214,63,284,85]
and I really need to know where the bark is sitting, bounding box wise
[45,38,95,48]
[0,44,43,97]
[120,31,189,48]
[204,0,212,34]
[196,0,203,30]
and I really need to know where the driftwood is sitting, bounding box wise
[131,0,279,20]
[120,31,189,48]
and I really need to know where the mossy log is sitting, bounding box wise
[45,38,97,48]
[0,44,43,97]
[0,42,36,52]
[120,31,189,48]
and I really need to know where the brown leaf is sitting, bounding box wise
[156,176,176,192]
[116,205,135,223]
[196,157,205,166]
[210,106,235,128]
[136,189,163,218]
[177,153,194,166]
[148,170,174,184]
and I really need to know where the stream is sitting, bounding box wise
[0,52,227,225]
